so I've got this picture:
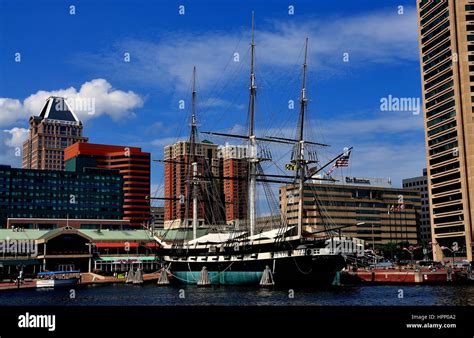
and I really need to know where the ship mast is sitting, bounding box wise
[296,38,309,239]
[200,18,321,239]
[248,12,257,237]
[182,66,199,239]
[191,66,198,240]
[191,66,197,148]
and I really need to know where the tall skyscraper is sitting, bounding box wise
[64,143,150,228]
[22,96,88,170]
[403,169,431,245]
[163,140,221,228]
[417,0,474,261]
[218,144,248,227]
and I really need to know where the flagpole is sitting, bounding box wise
[388,205,391,243]
[403,205,408,242]
[399,205,403,245]
[388,205,393,260]
[397,206,400,246]
[394,205,398,246]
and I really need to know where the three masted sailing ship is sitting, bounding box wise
[155,14,357,286]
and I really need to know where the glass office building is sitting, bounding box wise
[0,165,123,228]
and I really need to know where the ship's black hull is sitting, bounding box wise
[164,254,346,286]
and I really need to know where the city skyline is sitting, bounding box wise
[1,0,425,193]
[2,2,474,331]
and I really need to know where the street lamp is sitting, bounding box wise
[441,246,456,267]
[356,222,366,237]
[357,222,377,264]
[431,241,459,266]
[356,222,375,248]
[403,246,420,266]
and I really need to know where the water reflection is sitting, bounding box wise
[2,284,474,306]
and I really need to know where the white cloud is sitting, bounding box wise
[324,112,424,137]
[306,113,426,186]
[73,7,418,92]
[0,99,28,126]
[3,127,28,147]
[218,111,424,145]
[149,125,247,154]
[203,110,426,188]
[0,79,144,127]
[151,137,186,148]
[144,121,165,135]
[345,143,426,187]
[199,97,245,111]
[0,127,28,166]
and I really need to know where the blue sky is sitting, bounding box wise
[0,0,426,198]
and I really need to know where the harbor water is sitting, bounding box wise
[2,284,474,306]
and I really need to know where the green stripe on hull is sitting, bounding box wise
[174,271,263,285]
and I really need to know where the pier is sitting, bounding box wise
[342,266,466,284]
[0,271,164,291]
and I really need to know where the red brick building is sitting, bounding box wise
[219,145,248,227]
[163,140,220,228]
[64,143,150,228]
[163,141,248,229]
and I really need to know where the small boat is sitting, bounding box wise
[35,270,81,288]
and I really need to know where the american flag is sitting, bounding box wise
[396,204,405,212]
[327,149,351,175]
[388,204,405,214]
[335,150,351,167]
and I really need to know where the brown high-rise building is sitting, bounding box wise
[64,143,150,228]
[280,176,421,246]
[218,144,248,227]
[22,96,88,170]
[163,140,221,228]
[417,0,474,261]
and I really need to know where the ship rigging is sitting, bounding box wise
[153,12,359,286]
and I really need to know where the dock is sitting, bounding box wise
[0,272,163,291]
[79,272,161,285]
[0,280,37,291]
[342,267,459,284]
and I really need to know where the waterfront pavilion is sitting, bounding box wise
[0,227,160,277]
[83,229,159,273]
